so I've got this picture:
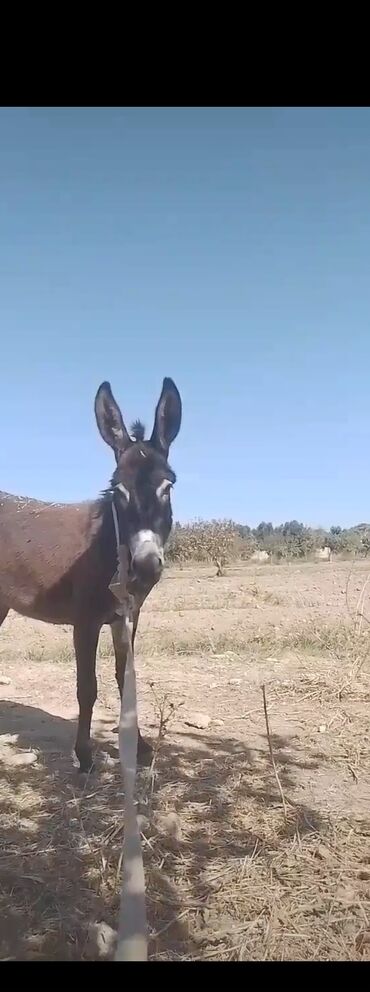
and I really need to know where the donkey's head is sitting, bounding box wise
[95,378,182,586]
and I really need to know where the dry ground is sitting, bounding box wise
[1,559,370,960]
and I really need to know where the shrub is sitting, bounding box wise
[165,518,370,565]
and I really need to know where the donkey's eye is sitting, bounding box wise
[156,479,173,501]
[115,482,130,503]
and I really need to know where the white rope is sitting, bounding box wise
[111,498,120,550]
[109,502,148,962]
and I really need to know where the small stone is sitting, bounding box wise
[86,922,117,960]
[137,814,150,834]
[18,816,39,834]
[228,678,241,686]
[213,719,225,727]
[0,676,11,685]
[319,724,327,733]
[153,811,182,840]
[336,884,356,905]
[102,754,118,768]
[4,750,38,767]
[315,843,331,861]
[184,713,211,730]
[356,930,370,954]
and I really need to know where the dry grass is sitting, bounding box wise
[1,723,369,961]
[126,619,370,668]
[1,560,370,960]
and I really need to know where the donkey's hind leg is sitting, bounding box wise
[111,615,153,766]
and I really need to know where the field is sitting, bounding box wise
[1,558,370,961]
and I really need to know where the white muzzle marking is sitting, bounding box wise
[129,529,164,564]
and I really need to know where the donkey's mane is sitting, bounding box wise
[130,420,146,442]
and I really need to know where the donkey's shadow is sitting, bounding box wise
[0,698,120,773]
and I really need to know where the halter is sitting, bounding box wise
[109,498,148,961]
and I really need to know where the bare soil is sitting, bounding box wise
[1,559,370,960]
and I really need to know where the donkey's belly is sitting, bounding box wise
[7,587,117,627]
[8,590,76,626]
[0,556,76,623]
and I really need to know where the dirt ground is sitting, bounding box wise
[1,559,370,960]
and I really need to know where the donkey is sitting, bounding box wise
[0,377,182,771]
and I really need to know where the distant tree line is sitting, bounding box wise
[166,519,370,565]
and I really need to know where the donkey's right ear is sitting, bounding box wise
[94,382,131,458]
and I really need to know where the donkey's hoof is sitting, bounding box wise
[79,761,95,775]
[75,748,95,774]
[137,736,153,767]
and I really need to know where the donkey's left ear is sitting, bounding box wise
[150,378,182,456]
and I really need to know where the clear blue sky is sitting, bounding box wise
[1,107,370,529]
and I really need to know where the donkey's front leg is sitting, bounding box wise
[74,620,100,772]
[111,613,153,766]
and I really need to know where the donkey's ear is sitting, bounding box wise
[150,378,182,456]
[94,382,131,458]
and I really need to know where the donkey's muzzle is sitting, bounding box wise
[132,547,163,584]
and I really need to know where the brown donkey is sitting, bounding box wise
[0,378,182,771]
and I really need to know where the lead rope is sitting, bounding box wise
[109,501,148,962]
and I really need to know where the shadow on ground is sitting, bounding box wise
[0,699,326,960]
